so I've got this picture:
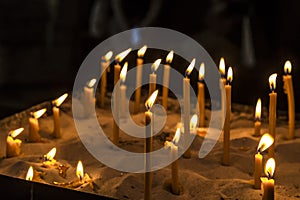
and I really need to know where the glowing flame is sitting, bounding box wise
[151,59,161,73]
[227,67,233,83]
[32,108,47,119]
[9,127,24,138]
[190,114,198,132]
[185,58,196,76]
[172,128,181,144]
[87,78,97,88]
[45,147,56,161]
[115,48,132,62]
[269,73,277,91]
[265,158,275,178]
[284,60,292,74]
[257,133,274,152]
[145,90,158,110]
[219,57,226,76]
[120,62,128,83]
[76,160,84,180]
[199,62,205,81]
[26,166,33,181]
[53,93,68,107]
[137,45,147,57]
[255,98,261,120]
[103,51,113,61]
[166,50,174,63]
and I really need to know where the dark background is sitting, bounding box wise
[0,0,299,119]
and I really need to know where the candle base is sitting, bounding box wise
[163,178,184,195]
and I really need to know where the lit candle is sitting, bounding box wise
[261,158,275,200]
[42,147,57,167]
[162,50,174,109]
[83,78,96,117]
[6,127,24,158]
[134,45,147,113]
[222,67,233,165]
[26,166,34,200]
[254,133,274,189]
[114,48,131,85]
[198,62,205,127]
[76,160,84,183]
[182,58,195,159]
[282,60,295,140]
[190,114,198,135]
[52,93,68,138]
[219,57,226,123]
[120,62,128,118]
[100,51,113,108]
[164,127,181,195]
[149,59,161,96]
[268,73,277,158]
[144,90,158,200]
[253,98,262,137]
[29,108,47,142]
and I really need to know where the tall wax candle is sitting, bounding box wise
[134,45,147,113]
[100,51,113,108]
[83,79,96,118]
[182,58,195,158]
[253,98,262,137]
[222,67,233,166]
[29,108,47,142]
[268,73,277,158]
[162,50,174,109]
[52,93,68,138]
[120,62,128,119]
[198,63,205,127]
[219,57,226,124]
[149,59,161,96]
[261,158,275,200]
[282,60,295,140]
[6,128,24,158]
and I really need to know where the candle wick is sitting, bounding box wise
[267,171,271,180]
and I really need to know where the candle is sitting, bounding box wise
[134,45,147,113]
[219,57,226,123]
[144,90,158,200]
[253,98,262,137]
[261,158,275,200]
[100,51,113,108]
[254,133,274,189]
[268,73,277,158]
[6,127,24,158]
[26,166,34,200]
[83,78,97,117]
[164,127,181,195]
[222,67,233,165]
[120,62,128,118]
[198,62,205,127]
[42,147,57,167]
[114,48,132,86]
[282,60,295,139]
[190,114,198,134]
[76,160,84,183]
[29,108,47,142]
[52,93,68,138]
[162,50,174,109]
[182,58,195,159]
[149,59,161,96]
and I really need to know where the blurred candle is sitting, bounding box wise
[76,160,84,183]
[222,67,233,165]
[114,48,131,86]
[134,45,147,113]
[52,93,68,138]
[6,128,24,158]
[182,58,195,158]
[149,59,161,96]
[43,147,57,166]
[282,60,295,139]
[253,98,262,137]
[120,62,128,118]
[83,78,96,117]
[198,63,205,127]
[268,73,277,158]
[261,158,275,200]
[29,108,46,142]
[26,166,34,200]
[100,51,113,108]
[162,50,174,109]
[254,133,274,189]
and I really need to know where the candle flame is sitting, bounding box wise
[53,93,68,107]
[284,60,292,74]
[199,62,205,81]
[103,51,113,61]
[265,158,275,178]
[151,59,161,73]
[87,78,97,88]
[115,48,132,62]
[145,90,158,110]
[26,166,33,181]
[120,62,128,83]
[76,160,84,180]
[166,50,174,63]
[190,114,198,132]
[219,57,226,76]
[268,73,277,91]
[227,67,233,83]
[172,128,181,144]
[257,133,274,152]
[45,147,56,161]
[32,108,47,119]
[9,127,24,138]
[137,45,147,57]
[185,58,196,76]
[255,98,261,120]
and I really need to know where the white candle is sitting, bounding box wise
[100,51,113,108]
[261,158,275,200]
[149,59,161,96]
[6,128,24,158]
[83,79,96,118]
[162,50,174,109]
[120,62,128,119]
[29,108,47,142]
[268,73,277,158]
[52,93,68,138]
